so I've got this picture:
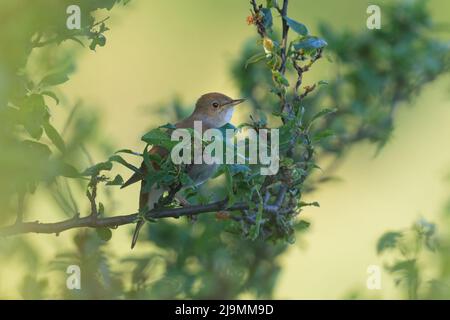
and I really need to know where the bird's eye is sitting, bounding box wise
[212,102,219,108]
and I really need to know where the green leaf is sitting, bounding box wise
[309,108,337,126]
[68,36,85,47]
[82,161,113,176]
[299,201,320,208]
[141,128,178,150]
[43,122,66,154]
[22,140,52,159]
[109,155,140,173]
[39,72,69,87]
[229,164,251,175]
[159,123,176,129]
[295,220,311,232]
[266,0,278,8]
[250,190,264,240]
[245,52,266,69]
[41,91,59,105]
[377,231,402,254]
[272,70,289,87]
[261,8,273,29]
[106,174,124,186]
[96,227,112,241]
[293,36,327,51]
[312,129,334,143]
[115,149,141,156]
[224,166,235,206]
[284,16,308,36]
[89,34,107,51]
[98,202,105,215]
[56,161,80,178]
[21,94,48,140]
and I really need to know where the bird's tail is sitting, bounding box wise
[130,185,164,249]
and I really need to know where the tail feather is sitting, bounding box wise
[130,185,164,249]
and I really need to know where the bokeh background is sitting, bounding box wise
[1,0,450,299]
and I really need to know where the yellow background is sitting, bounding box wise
[1,0,450,299]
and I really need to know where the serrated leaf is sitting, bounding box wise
[141,128,178,151]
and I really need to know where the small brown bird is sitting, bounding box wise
[122,92,245,248]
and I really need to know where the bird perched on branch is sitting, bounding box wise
[122,92,245,248]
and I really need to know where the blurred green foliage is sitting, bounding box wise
[0,0,449,299]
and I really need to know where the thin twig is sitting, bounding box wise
[0,199,282,236]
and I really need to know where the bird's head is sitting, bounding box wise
[192,92,245,128]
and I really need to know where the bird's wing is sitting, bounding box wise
[138,146,169,208]
[121,145,169,189]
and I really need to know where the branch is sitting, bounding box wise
[278,0,289,74]
[0,199,282,237]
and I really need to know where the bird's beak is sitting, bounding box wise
[228,98,246,107]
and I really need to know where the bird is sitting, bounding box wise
[121,92,245,249]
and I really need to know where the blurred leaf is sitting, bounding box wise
[295,220,311,232]
[284,16,308,36]
[261,8,273,29]
[245,52,266,69]
[39,72,69,87]
[41,91,59,105]
[309,108,337,126]
[96,227,112,241]
[55,161,80,178]
[293,36,327,50]
[377,231,402,254]
[44,122,66,154]
[312,129,334,143]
